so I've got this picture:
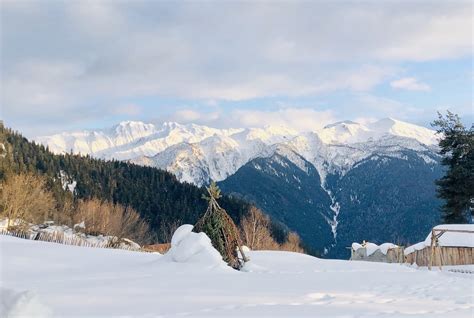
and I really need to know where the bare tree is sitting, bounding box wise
[240,207,279,250]
[0,173,56,228]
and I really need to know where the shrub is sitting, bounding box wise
[240,207,305,253]
[240,207,279,250]
[74,198,151,244]
[0,173,56,228]
[280,231,305,253]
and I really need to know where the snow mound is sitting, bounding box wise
[352,242,399,256]
[364,243,380,256]
[0,288,52,318]
[405,224,474,255]
[379,243,398,255]
[165,225,225,266]
[240,261,268,273]
[170,224,194,247]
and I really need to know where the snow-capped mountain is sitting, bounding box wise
[36,118,442,257]
[36,118,438,186]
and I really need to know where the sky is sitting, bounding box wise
[1,0,472,137]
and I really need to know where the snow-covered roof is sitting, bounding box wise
[405,224,474,255]
[351,242,399,256]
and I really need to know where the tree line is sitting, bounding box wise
[0,123,304,251]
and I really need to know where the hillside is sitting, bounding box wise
[220,149,443,258]
[35,118,444,257]
[0,124,252,242]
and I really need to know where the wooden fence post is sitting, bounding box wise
[429,229,435,270]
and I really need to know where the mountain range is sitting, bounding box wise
[36,118,443,257]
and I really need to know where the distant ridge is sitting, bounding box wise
[36,118,438,186]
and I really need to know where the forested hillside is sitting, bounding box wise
[0,124,252,241]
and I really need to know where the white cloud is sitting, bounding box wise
[114,104,142,116]
[170,109,221,124]
[232,108,336,131]
[390,77,431,91]
[168,107,336,132]
[1,1,471,134]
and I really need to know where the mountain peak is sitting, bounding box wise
[367,118,437,145]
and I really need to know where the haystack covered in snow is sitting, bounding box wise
[350,241,403,263]
[405,224,474,267]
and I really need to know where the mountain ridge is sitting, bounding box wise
[33,119,443,257]
[35,118,439,187]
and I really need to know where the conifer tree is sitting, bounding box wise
[431,111,474,223]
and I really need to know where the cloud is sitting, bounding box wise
[169,108,221,125]
[390,77,431,91]
[232,108,336,131]
[1,1,471,134]
[166,107,337,132]
[114,104,142,116]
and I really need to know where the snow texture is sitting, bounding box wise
[1,235,473,317]
[0,287,52,318]
[165,225,225,267]
[170,224,194,247]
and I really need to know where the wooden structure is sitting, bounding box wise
[0,228,141,251]
[349,242,404,263]
[405,227,474,269]
[194,182,248,269]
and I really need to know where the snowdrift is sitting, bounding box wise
[0,288,52,318]
[164,224,226,267]
[1,234,473,317]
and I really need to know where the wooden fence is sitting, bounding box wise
[405,228,474,269]
[405,246,474,267]
[0,229,143,251]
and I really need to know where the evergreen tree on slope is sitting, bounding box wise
[432,111,474,223]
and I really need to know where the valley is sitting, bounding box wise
[36,118,443,257]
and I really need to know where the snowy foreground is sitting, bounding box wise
[1,235,473,318]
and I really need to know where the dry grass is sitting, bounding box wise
[142,243,171,254]
[74,198,151,245]
[280,231,305,253]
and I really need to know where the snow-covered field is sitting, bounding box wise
[1,234,473,318]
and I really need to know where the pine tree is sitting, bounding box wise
[431,111,474,223]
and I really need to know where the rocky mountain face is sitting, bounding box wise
[36,118,443,258]
[219,147,442,258]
